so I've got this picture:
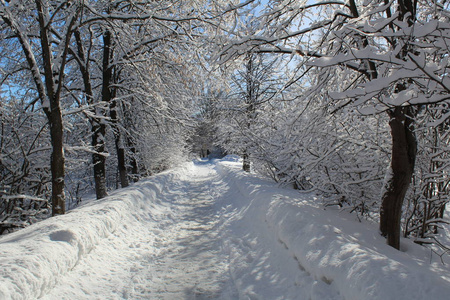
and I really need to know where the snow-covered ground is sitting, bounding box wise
[1,157,449,299]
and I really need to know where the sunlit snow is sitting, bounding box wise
[1,157,449,299]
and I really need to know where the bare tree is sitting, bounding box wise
[1,0,81,215]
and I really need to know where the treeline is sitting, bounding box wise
[0,0,230,233]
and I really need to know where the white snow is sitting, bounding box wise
[0,157,449,299]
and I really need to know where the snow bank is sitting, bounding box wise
[1,158,449,300]
[0,163,194,300]
[215,159,450,300]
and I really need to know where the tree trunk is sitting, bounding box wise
[110,96,128,188]
[379,0,418,249]
[92,123,108,198]
[380,107,417,249]
[48,106,65,215]
[102,30,128,188]
[243,150,250,172]
[243,52,256,173]
[35,0,68,215]
[123,100,138,182]
[74,30,108,199]
[128,139,139,182]
[116,139,128,187]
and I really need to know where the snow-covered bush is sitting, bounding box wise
[404,106,450,242]
[216,0,450,249]
[0,94,51,234]
[218,79,391,219]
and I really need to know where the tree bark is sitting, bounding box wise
[379,0,418,249]
[74,30,108,199]
[243,150,250,172]
[129,143,139,182]
[110,95,128,188]
[102,30,128,188]
[243,52,256,172]
[123,101,138,182]
[92,123,108,197]
[47,107,65,215]
[380,107,417,249]
[112,122,129,188]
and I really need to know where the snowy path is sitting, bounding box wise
[121,165,235,299]
[41,163,233,299]
[40,161,316,299]
[2,158,450,300]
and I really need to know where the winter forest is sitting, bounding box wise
[0,0,450,298]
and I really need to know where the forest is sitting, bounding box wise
[0,0,449,255]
